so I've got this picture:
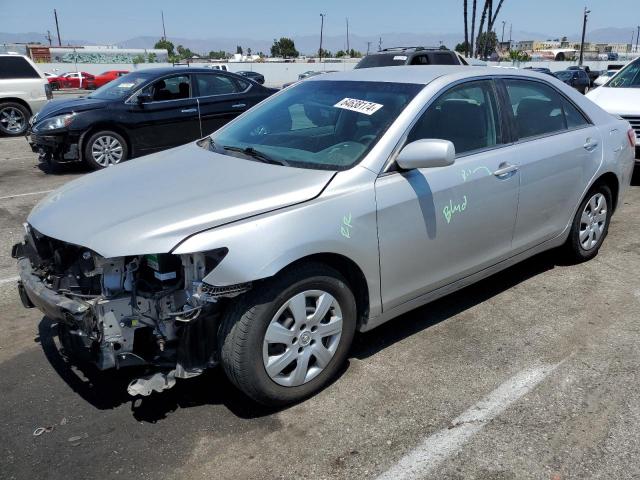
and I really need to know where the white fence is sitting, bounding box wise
[37,59,630,89]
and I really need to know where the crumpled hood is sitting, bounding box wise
[28,142,335,258]
[34,96,109,122]
[586,86,640,116]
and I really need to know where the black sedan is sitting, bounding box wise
[28,67,276,169]
[236,70,265,85]
[553,69,591,94]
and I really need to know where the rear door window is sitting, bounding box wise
[0,56,40,79]
[430,52,458,65]
[504,79,573,139]
[195,73,239,96]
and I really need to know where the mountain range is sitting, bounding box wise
[2,27,639,56]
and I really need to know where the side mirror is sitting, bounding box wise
[396,139,455,170]
[137,92,153,104]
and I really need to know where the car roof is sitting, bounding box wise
[307,65,555,85]
[130,67,236,76]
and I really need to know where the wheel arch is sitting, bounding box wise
[269,253,371,329]
[0,98,33,115]
[592,171,620,212]
[79,123,132,162]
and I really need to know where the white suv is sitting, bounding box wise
[0,54,51,136]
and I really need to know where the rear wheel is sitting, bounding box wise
[563,184,612,262]
[0,102,30,136]
[219,263,357,406]
[83,130,128,169]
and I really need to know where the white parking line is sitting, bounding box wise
[0,190,52,201]
[0,276,19,286]
[376,363,560,480]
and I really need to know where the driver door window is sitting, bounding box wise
[143,75,192,102]
[406,80,503,155]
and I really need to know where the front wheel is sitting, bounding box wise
[0,102,30,136]
[563,184,612,262]
[83,130,128,169]
[219,263,357,406]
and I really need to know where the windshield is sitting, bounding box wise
[606,59,640,88]
[554,71,573,80]
[355,54,408,69]
[88,73,150,100]
[209,80,422,171]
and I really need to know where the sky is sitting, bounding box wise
[0,0,638,43]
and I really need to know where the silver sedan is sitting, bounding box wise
[13,66,636,405]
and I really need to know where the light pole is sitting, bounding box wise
[579,7,590,66]
[501,21,506,44]
[635,25,640,53]
[319,13,326,62]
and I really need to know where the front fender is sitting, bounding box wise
[172,166,383,318]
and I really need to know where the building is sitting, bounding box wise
[533,40,560,51]
[516,40,534,51]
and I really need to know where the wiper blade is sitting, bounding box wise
[223,145,288,166]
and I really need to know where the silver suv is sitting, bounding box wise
[0,54,51,136]
[12,67,636,406]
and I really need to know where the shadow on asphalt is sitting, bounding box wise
[36,160,91,175]
[35,248,564,422]
[631,164,640,186]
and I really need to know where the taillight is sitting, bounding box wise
[628,128,637,148]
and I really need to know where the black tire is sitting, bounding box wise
[563,184,612,262]
[0,101,30,136]
[219,263,357,406]
[83,130,128,170]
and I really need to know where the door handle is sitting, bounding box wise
[181,108,197,113]
[493,162,519,179]
[583,139,599,152]
[232,103,246,109]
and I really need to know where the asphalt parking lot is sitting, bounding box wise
[0,130,639,480]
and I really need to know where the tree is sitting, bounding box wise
[455,41,470,54]
[318,48,332,58]
[247,47,252,56]
[463,0,469,56]
[236,45,243,55]
[475,0,489,57]
[271,38,299,58]
[176,44,195,60]
[476,31,498,58]
[208,50,227,60]
[154,39,175,57]
[147,52,157,63]
[349,48,362,58]
[335,50,346,58]
[132,54,146,64]
[439,44,449,50]
[470,0,477,60]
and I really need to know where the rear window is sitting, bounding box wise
[355,54,407,69]
[430,52,458,65]
[0,56,40,79]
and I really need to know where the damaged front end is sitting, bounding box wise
[12,225,249,396]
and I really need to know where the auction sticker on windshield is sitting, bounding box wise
[334,98,384,115]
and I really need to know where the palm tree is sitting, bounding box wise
[463,0,469,57]
[475,0,489,58]
[470,0,477,59]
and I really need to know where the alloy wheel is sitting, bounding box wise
[0,107,26,134]
[579,193,607,250]
[263,290,343,387]
[91,135,124,166]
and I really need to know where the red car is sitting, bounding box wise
[92,70,129,89]
[43,72,65,90]
[61,72,95,89]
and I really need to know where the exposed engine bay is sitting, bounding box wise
[12,225,249,396]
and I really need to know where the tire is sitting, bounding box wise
[219,263,357,406]
[83,130,128,170]
[584,85,590,94]
[563,184,612,262]
[0,102,30,136]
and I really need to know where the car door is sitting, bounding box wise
[500,78,603,252]
[128,74,200,154]
[375,79,520,310]
[194,73,261,136]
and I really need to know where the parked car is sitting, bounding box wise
[594,69,619,87]
[60,72,95,89]
[554,69,591,94]
[43,72,65,90]
[282,70,338,89]
[587,57,640,160]
[0,54,52,136]
[205,64,228,71]
[236,70,265,84]
[355,46,464,69]
[523,67,554,76]
[27,67,277,169]
[567,65,599,86]
[13,66,635,405]
[92,70,129,89]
